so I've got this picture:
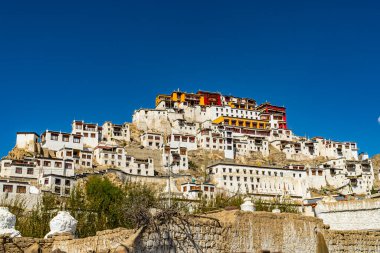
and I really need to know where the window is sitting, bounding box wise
[66,151,72,156]
[15,167,22,174]
[55,186,61,194]
[91,133,96,138]
[51,134,58,141]
[73,137,80,143]
[65,163,72,169]
[84,133,88,137]
[62,135,70,142]
[65,180,71,186]
[44,178,49,184]
[55,178,61,185]
[3,185,13,193]
[16,186,26,193]
[27,168,34,175]
[55,162,62,168]
[44,161,51,166]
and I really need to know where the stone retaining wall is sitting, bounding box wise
[324,230,380,253]
[1,210,380,253]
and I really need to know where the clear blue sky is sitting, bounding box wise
[0,0,379,156]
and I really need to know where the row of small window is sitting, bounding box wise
[127,169,150,175]
[217,168,303,178]
[44,178,71,186]
[54,186,70,195]
[15,167,34,175]
[178,126,195,130]
[223,176,261,183]
[223,175,301,182]
[64,151,91,160]
[215,108,257,114]
[147,142,161,147]
[308,170,323,176]
[3,185,27,193]
[172,136,195,142]
[81,161,91,167]
[81,154,92,159]
[165,156,187,162]
[203,138,224,144]
[224,182,295,191]
[215,113,257,120]
[146,135,162,140]
[203,144,232,150]
[39,161,73,169]
[74,125,97,131]
[104,160,147,168]
[50,135,81,143]
[103,154,124,159]
[82,133,97,138]
[217,168,284,177]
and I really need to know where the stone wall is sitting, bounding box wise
[1,210,380,253]
[315,199,380,230]
[324,230,380,253]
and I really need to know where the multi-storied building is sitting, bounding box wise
[208,163,309,199]
[72,121,102,148]
[93,145,155,176]
[0,89,375,204]
[41,130,83,151]
[140,132,164,150]
[162,145,188,173]
[102,121,130,144]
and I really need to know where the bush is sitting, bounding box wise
[5,176,160,238]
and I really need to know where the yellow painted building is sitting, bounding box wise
[213,116,269,129]
[155,95,171,106]
[156,91,203,106]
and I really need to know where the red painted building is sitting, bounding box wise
[257,102,287,129]
[197,91,222,106]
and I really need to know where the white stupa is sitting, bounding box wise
[240,197,255,212]
[44,211,77,238]
[0,207,21,238]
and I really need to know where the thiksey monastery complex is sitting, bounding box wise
[0,90,377,210]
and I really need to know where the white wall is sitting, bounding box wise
[315,199,380,230]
